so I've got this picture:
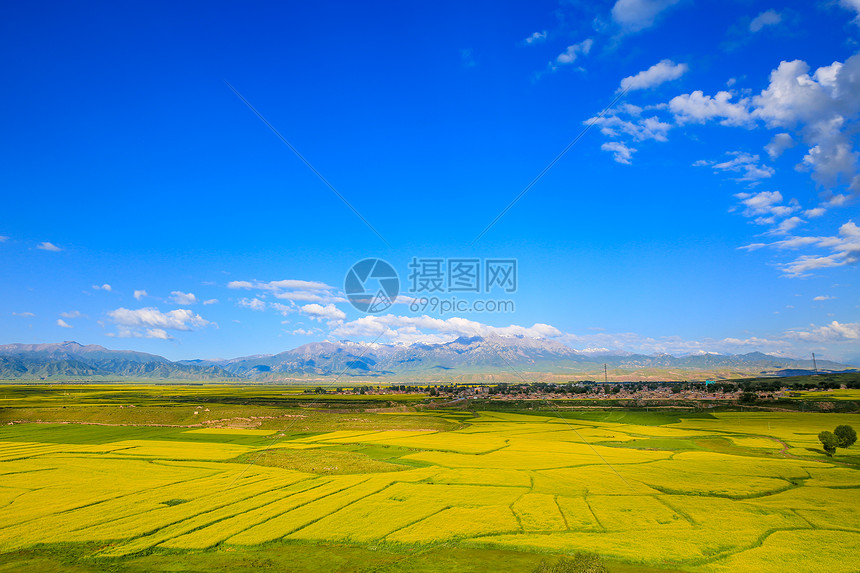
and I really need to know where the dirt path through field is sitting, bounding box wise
[763,434,854,467]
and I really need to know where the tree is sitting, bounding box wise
[834,425,857,449]
[819,431,839,456]
[532,553,608,573]
[739,392,758,404]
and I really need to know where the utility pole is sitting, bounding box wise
[812,352,818,373]
[604,364,608,385]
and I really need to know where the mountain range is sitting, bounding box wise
[0,342,238,381]
[0,338,855,382]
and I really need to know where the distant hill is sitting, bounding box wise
[1,338,855,382]
[196,336,857,382]
[0,342,238,381]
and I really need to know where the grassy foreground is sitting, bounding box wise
[0,384,857,572]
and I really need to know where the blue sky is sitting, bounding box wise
[2,0,859,363]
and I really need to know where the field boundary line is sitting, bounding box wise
[553,495,571,531]
[279,480,399,539]
[380,505,452,542]
[582,494,606,532]
[679,526,817,567]
[509,492,528,532]
[790,508,818,530]
[222,477,374,543]
[653,495,697,526]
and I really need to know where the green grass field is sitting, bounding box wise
[787,389,860,401]
[0,385,857,572]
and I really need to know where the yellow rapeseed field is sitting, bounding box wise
[0,409,856,572]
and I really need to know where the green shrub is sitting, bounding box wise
[834,425,856,448]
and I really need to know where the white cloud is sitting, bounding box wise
[700,152,774,182]
[555,39,593,65]
[585,103,673,164]
[291,328,321,336]
[751,56,860,189]
[735,190,782,215]
[332,315,562,345]
[765,133,795,159]
[636,54,860,278]
[749,10,782,33]
[595,54,860,238]
[109,327,172,340]
[133,290,148,301]
[752,60,843,127]
[800,137,858,188]
[228,279,345,304]
[589,114,672,142]
[840,220,860,238]
[12,312,35,317]
[238,297,266,311]
[92,284,112,292]
[827,191,855,207]
[561,330,791,357]
[784,321,860,342]
[56,319,73,329]
[0,236,8,242]
[779,254,846,276]
[669,91,752,126]
[611,0,681,33]
[839,0,860,23]
[771,216,805,235]
[733,190,800,222]
[37,242,62,252]
[144,328,171,340]
[169,291,198,305]
[601,141,637,164]
[300,303,347,323]
[60,311,83,319]
[203,299,218,305]
[813,295,834,301]
[270,302,296,316]
[749,221,860,277]
[285,313,856,361]
[619,59,688,92]
[524,31,547,44]
[107,307,212,338]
